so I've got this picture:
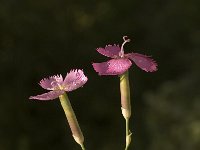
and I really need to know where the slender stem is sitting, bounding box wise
[125,118,131,150]
[80,144,86,150]
[59,93,85,150]
[126,118,129,138]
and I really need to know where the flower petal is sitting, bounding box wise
[92,58,132,75]
[97,44,121,58]
[39,74,63,90]
[29,90,65,100]
[126,53,158,72]
[63,69,88,92]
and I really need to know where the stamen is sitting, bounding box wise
[120,36,131,57]
[51,81,58,87]
[51,81,63,90]
[123,36,131,42]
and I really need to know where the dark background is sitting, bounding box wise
[1,0,200,150]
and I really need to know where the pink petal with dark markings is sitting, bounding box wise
[97,44,121,58]
[63,69,88,92]
[29,90,65,100]
[92,58,132,75]
[126,53,158,72]
[39,75,63,90]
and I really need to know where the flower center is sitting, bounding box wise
[51,81,64,90]
[120,36,131,57]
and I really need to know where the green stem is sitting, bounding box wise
[125,118,131,150]
[59,93,85,150]
[126,118,129,138]
[80,144,86,150]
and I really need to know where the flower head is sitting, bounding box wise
[92,36,158,75]
[29,69,88,100]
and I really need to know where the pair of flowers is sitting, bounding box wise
[30,36,157,150]
[30,36,157,100]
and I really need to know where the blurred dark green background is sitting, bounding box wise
[1,0,200,150]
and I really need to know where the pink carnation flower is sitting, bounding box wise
[29,69,88,100]
[92,36,158,75]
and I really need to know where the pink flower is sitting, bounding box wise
[29,69,88,100]
[92,36,158,75]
